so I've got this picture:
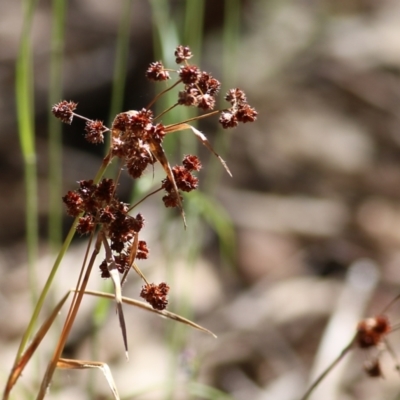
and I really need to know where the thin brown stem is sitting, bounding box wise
[72,113,111,131]
[299,336,356,400]
[65,233,93,325]
[384,338,400,374]
[36,233,103,400]
[146,79,182,110]
[153,103,179,121]
[165,110,221,132]
[382,293,400,314]
[128,187,163,212]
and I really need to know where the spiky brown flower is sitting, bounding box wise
[177,89,198,106]
[140,282,170,310]
[225,88,247,105]
[174,45,193,64]
[146,61,170,81]
[182,155,202,172]
[356,316,390,349]
[219,111,238,129]
[52,100,77,124]
[178,65,201,84]
[62,191,84,216]
[136,240,149,260]
[76,215,95,235]
[85,120,105,144]
[236,104,258,123]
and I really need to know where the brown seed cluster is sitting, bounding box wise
[140,282,170,310]
[85,120,106,144]
[110,109,161,179]
[177,69,221,111]
[52,100,77,124]
[54,45,257,310]
[161,155,202,208]
[174,45,193,63]
[356,315,390,349]
[219,88,258,129]
[62,179,146,277]
[146,61,170,82]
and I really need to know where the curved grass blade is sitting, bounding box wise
[165,123,232,177]
[81,289,217,338]
[57,358,120,400]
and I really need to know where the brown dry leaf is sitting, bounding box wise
[57,358,120,400]
[82,289,217,338]
[102,234,129,359]
[3,290,71,395]
[148,139,186,226]
[165,123,232,177]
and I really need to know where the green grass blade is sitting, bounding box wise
[179,0,205,156]
[190,190,236,268]
[48,0,66,249]
[205,0,241,192]
[183,0,205,65]
[16,0,39,306]
[108,0,133,124]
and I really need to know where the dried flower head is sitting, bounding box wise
[140,282,170,310]
[136,240,149,260]
[356,315,390,349]
[85,120,106,144]
[146,61,170,81]
[178,65,201,84]
[52,100,77,124]
[174,45,193,64]
[57,44,256,310]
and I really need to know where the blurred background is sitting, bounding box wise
[2,0,400,399]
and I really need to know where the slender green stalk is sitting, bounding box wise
[183,0,204,64]
[205,0,241,192]
[108,0,133,125]
[11,156,110,367]
[149,0,182,157]
[179,0,205,156]
[16,0,39,307]
[87,3,133,392]
[48,0,66,250]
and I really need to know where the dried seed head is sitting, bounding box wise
[136,240,149,260]
[62,191,84,216]
[140,282,170,310]
[197,72,221,96]
[178,89,198,106]
[76,215,95,235]
[178,65,201,84]
[182,155,202,172]
[219,89,257,129]
[85,120,105,144]
[356,316,391,349]
[197,93,216,111]
[174,45,193,64]
[95,179,115,203]
[236,104,258,123]
[52,100,77,124]
[219,111,238,129]
[144,123,166,143]
[146,61,170,81]
[225,88,247,105]
[162,192,181,208]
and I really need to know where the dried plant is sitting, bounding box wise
[2,45,256,400]
[300,294,400,400]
